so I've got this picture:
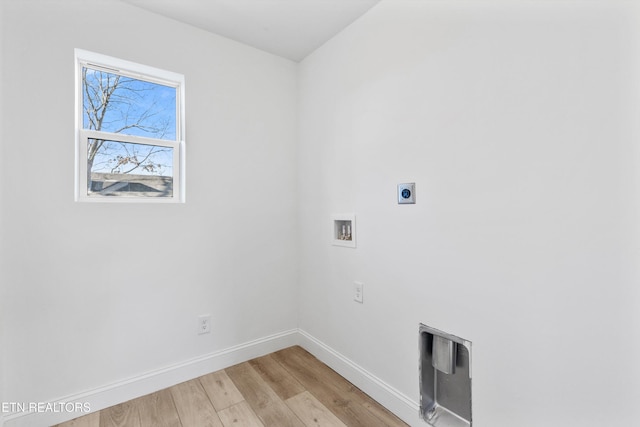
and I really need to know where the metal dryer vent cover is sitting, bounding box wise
[419,323,472,427]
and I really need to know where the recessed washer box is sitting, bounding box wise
[398,183,415,204]
[332,214,356,248]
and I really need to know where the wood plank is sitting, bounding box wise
[280,347,407,426]
[285,391,347,427]
[54,411,100,427]
[169,379,224,427]
[362,400,408,427]
[99,401,140,427]
[279,346,370,402]
[217,401,264,427]
[135,389,181,427]
[271,346,389,427]
[225,362,304,427]
[199,370,244,411]
[248,355,305,400]
[279,347,407,426]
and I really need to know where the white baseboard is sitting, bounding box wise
[297,329,422,426]
[2,329,299,427]
[2,329,421,427]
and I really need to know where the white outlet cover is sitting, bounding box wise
[198,314,211,334]
[354,281,364,303]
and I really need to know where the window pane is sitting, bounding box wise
[82,67,176,140]
[87,138,173,198]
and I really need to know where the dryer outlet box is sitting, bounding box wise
[398,183,416,204]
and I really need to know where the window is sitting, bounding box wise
[75,49,185,202]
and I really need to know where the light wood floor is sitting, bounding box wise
[54,346,408,427]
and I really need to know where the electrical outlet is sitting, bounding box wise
[354,282,364,303]
[398,183,416,204]
[198,314,211,335]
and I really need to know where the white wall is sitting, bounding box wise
[0,0,5,425]
[297,1,640,426]
[1,0,297,423]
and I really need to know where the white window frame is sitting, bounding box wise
[74,49,186,203]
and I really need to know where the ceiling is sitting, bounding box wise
[120,0,381,62]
